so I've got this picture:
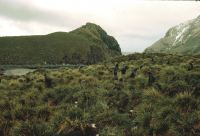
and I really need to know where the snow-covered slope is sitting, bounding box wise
[145,15,200,55]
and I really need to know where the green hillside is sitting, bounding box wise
[0,23,121,65]
[0,53,200,136]
[145,15,200,55]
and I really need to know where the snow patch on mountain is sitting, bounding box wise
[172,21,192,46]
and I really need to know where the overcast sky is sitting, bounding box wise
[0,0,200,52]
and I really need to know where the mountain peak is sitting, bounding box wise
[82,22,104,33]
[85,22,99,27]
[145,15,200,55]
[71,23,121,53]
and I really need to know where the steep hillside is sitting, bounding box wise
[0,23,121,65]
[145,15,200,55]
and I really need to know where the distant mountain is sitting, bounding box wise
[0,23,121,65]
[145,15,200,55]
[122,52,135,55]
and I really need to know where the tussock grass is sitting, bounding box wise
[0,53,200,136]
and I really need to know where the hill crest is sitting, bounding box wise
[0,23,121,65]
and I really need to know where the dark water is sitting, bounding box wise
[3,68,35,76]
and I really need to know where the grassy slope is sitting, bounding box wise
[174,32,200,55]
[0,53,200,136]
[0,23,121,65]
[0,33,90,64]
[145,34,200,55]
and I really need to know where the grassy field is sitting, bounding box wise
[0,53,200,136]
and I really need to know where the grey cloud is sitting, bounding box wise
[0,0,78,27]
